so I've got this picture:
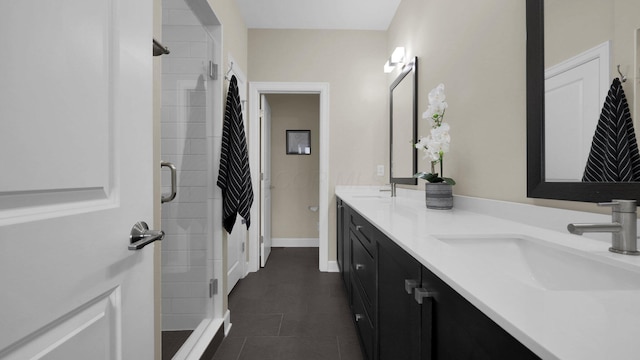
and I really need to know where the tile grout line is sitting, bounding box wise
[277,313,284,336]
[234,337,247,360]
[218,249,363,359]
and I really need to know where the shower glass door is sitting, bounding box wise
[160,0,218,357]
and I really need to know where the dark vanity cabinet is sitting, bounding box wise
[420,266,540,359]
[377,232,423,360]
[336,198,540,360]
[336,199,350,294]
[349,205,377,360]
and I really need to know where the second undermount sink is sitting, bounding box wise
[436,235,640,291]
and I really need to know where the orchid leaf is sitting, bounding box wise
[442,177,456,185]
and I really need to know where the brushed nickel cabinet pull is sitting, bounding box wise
[414,288,433,304]
[404,279,419,294]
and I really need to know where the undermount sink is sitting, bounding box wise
[436,235,640,291]
[352,194,390,199]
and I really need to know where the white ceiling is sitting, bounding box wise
[235,0,401,30]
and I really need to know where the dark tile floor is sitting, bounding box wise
[211,247,364,360]
[162,330,193,359]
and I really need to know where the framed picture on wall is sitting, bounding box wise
[286,130,311,155]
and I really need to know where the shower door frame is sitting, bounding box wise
[158,0,226,358]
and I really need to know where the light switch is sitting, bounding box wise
[377,165,385,176]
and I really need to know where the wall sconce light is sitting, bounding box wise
[383,47,405,73]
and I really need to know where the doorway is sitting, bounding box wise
[248,82,332,273]
[265,94,321,249]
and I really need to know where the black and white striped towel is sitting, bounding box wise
[582,78,640,182]
[217,75,253,233]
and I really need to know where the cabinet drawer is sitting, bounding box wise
[351,232,375,307]
[352,279,374,360]
[349,211,375,254]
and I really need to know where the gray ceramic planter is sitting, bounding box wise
[425,183,453,210]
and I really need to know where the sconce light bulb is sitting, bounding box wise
[383,60,394,73]
[390,47,405,64]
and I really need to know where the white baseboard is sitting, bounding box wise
[272,237,319,247]
[326,260,339,272]
[172,317,224,360]
[223,309,231,336]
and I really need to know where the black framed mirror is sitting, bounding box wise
[390,56,418,185]
[526,0,640,202]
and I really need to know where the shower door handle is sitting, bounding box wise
[161,161,177,203]
[129,221,164,250]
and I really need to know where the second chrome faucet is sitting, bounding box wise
[568,200,640,255]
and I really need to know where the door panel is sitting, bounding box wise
[227,218,245,293]
[260,95,272,267]
[0,0,114,215]
[5,289,121,360]
[0,0,110,198]
[544,43,608,182]
[0,0,154,358]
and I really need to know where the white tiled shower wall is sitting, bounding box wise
[161,0,215,331]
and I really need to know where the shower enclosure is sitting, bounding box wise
[160,0,224,358]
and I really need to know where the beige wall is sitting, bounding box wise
[267,94,320,239]
[243,0,626,266]
[387,0,608,214]
[388,0,527,202]
[545,0,640,117]
[544,0,612,68]
[249,29,389,260]
[208,0,248,74]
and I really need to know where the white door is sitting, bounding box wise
[544,42,609,182]
[545,59,603,182]
[0,1,155,359]
[260,95,272,267]
[226,218,245,294]
[226,63,247,294]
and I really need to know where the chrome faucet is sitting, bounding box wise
[567,200,640,255]
[380,183,397,197]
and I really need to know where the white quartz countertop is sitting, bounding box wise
[336,186,640,360]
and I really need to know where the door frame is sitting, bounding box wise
[248,82,330,272]
[259,94,272,267]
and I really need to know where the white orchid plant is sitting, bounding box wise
[414,83,456,185]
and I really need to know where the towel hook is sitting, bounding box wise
[617,65,627,83]
[224,61,234,81]
[153,38,170,57]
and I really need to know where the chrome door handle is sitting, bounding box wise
[161,161,177,203]
[129,221,164,250]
